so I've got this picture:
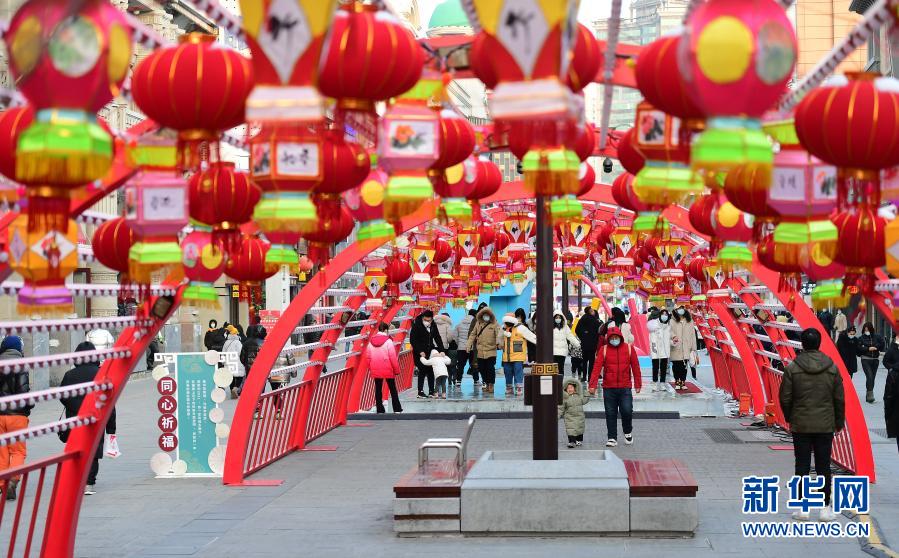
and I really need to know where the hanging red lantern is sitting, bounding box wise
[303,203,355,265]
[132,33,252,170]
[576,162,596,197]
[226,235,275,310]
[680,0,796,175]
[756,228,803,290]
[466,158,502,222]
[611,172,649,213]
[385,253,413,286]
[188,162,261,253]
[616,129,645,175]
[92,217,135,286]
[0,106,34,183]
[434,237,454,264]
[834,206,886,294]
[346,163,393,242]
[318,1,423,115]
[431,110,476,222]
[795,72,899,210]
[573,124,596,162]
[635,35,704,128]
[5,0,132,231]
[312,128,371,224]
[181,230,227,308]
[689,193,720,238]
[567,24,602,93]
[712,201,754,271]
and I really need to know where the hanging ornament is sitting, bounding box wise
[711,200,754,271]
[302,202,355,265]
[181,229,227,309]
[5,0,132,231]
[611,172,649,214]
[431,110,477,223]
[616,129,646,176]
[576,162,596,198]
[466,157,503,222]
[0,106,34,185]
[226,235,275,313]
[7,215,78,315]
[188,162,260,253]
[834,205,885,295]
[131,33,252,170]
[680,0,796,177]
[91,217,135,288]
[635,35,704,131]
[346,162,394,242]
[264,230,301,274]
[566,24,602,93]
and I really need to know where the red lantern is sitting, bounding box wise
[181,230,227,308]
[576,163,596,198]
[303,203,355,264]
[346,164,393,242]
[434,237,454,264]
[91,217,135,285]
[616,129,645,175]
[431,110,476,222]
[635,35,704,128]
[712,201,754,270]
[834,206,886,294]
[795,72,899,210]
[757,230,803,290]
[188,162,261,253]
[385,254,413,285]
[318,1,423,114]
[466,158,502,222]
[131,34,253,169]
[0,106,34,183]
[689,193,720,238]
[226,235,275,310]
[567,24,602,93]
[612,172,649,213]
[573,124,596,162]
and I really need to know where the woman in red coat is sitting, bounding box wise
[366,323,404,413]
[589,327,642,447]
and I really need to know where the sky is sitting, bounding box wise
[415,0,617,29]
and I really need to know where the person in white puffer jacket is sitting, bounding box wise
[552,310,581,376]
[647,308,672,391]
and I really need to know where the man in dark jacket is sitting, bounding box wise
[60,341,116,496]
[575,307,601,383]
[240,324,267,374]
[884,361,899,455]
[779,328,845,522]
[410,310,445,398]
[204,320,226,352]
[835,327,859,377]
[0,335,30,501]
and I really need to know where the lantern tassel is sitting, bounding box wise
[26,194,70,233]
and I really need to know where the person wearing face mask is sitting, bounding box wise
[647,308,672,391]
[856,322,884,403]
[669,307,698,390]
[575,307,602,383]
[410,310,445,399]
[836,326,859,378]
[552,310,581,376]
[467,306,501,393]
[514,307,537,367]
[589,327,642,447]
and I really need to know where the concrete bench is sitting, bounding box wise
[624,459,699,535]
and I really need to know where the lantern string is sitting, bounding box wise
[598,0,623,150]
[778,0,895,110]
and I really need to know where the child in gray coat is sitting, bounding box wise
[559,377,589,448]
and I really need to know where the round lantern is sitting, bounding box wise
[635,35,704,128]
[611,172,649,213]
[226,235,275,311]
[576,162,596,197]
[188,162,261,253]
[131,33,252,170]
[795,72,899,210]
[318,1,423,114]
[712,201,754,270]
[679,0,797,174]
[181,230,227,308]
[303,203,355,264]
[616,129,646,175]
[431,110,476,222]
[756,230,803,290]
[434,237,454,265]
[567,24,602,93]
[573,124,596,163]
[5,0,132,230]
[7,215,78,315]
[346,163,394,242]
[689,192,720,238]
[478,223,497,268]
[834,205,885,294]
[466,157,503,222]
[0,106,34,183]
[92,217,135,285]
[433,157,477,223]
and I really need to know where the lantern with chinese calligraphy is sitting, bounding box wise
[239,0,336,122]
[457,228,481,268]
[91,217,135,287]
[5,0,132,231]
[226,235,275,310]
[181,230,227,308]
[679,0,796,175]
[346,162,394,242]
[125,167,189,285]
[7,215,78,315]
[131,33,252,170]
[562,219,592,276]
[188,162,261,253]
[362,265,388,310]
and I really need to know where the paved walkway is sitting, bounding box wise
[5,353,898,557]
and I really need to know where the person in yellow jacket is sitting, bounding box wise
[501,313,537,396]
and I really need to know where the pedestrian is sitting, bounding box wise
[0,336,30,501]
[411,310,445,398]
[778,328,844,522]
[836,326,859,377]
[834,309,848,341]
[501,312,537,396]
[559,377,589,448]
[59,341,116,496]
[223,325,245,398]
[421,349,452,399]
[146,333,163,372]
[467,306,500,393]
[817,309,835,339]
[515,307,536,365]
[575,307,601,383]
[204,319,226,351]
[884,345,899,455]
[606,307,634,345]
[233,323,246,343]
[85,328,115,351]
[366,323,403,413]
[240,324,266,377]
[434,313,456,385]
[552,310,580,376]
[857,322,884,403]
[589,327,641,447]
[670,306,697,391]
[453,308,477,385]
[647,308,671,391]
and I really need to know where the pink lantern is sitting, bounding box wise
[125,170,188,284]
[181,229,227,308]
[345,164,394,241]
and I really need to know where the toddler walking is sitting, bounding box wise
[559,377,589,447]
[421,349,452,399]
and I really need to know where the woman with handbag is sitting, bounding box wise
[60,341,116,496]
[468,307,501,393]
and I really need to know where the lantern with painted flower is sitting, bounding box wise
[5,0,132,231]
[7,215,78,315]
[679,0,796,176]
[466,0,582,221]
[181,230,227,308]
